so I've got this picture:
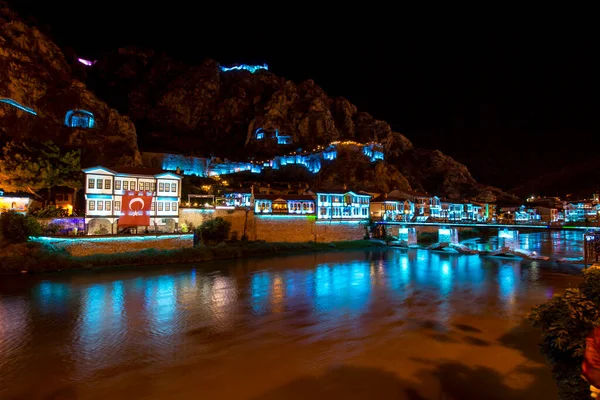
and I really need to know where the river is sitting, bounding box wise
[0,232,584,399]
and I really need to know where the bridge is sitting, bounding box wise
[377,221,599,231]
[377,221,592,263]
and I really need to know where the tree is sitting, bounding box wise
[0,140,81,203]
[198,217,231,245]
[0,211,42,243]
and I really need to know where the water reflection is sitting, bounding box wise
[0,240,584,399]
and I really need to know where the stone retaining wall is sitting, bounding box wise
[31,234,193,257]
[180,208,254,240]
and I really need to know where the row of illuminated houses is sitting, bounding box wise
[3,165,598,232]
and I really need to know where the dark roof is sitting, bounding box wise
[254,194,315,201]
[225,188,252,194]
[313,188,369,195]
[371,195,410,202]
[111,166,177,176]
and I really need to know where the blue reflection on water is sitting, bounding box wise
[498,264,519,307]
[81,284,106,339]
[250,271,272,314]
[35,281,69,313]
[144,276,177,335]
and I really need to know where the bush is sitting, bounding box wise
[529,267,600,400]
[32,205,69,218]
[0,211,42,243]
[199,217,231,245]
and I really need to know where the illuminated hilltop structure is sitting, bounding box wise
[219,63,268,73]
[142,141,385,177]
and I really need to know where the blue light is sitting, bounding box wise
[31,234,193,243]
[220,63,268,73]
[157,197,178,202]
[256,214,313,219]
[64,109,95,128]
[0,98,37,115]
[86,194,112,200]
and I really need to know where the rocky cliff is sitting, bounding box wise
[0,4,514,202]
[0,3,140,167]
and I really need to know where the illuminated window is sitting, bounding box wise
[172,202,177,212]
[158,202,163,211]
[256,128,265,140]
[130,181,136,190]
[151,202,155,211]
[105,201,111,211]
[97,201,103,211]
[165,203,170,212]
[151,182,156,191]
[123,181,128,190]
[89,200,95,210]
[115,180,121,190]
[115,201,120,211]
[96,179,102,189]
[105,179,111,190]
[88,178,94,189]
[171,183,176,192]
[145,182,150,191]
[159,183,164,192]
[64,109,95,128]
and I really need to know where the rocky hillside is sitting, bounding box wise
[0,3,140,167]
[0,4,515,202]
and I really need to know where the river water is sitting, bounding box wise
[0,232,584,399]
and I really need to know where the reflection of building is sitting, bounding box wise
[316,190,370,219]
[0,190,31,214]
[82,166,182,234]
[254,194,316,214]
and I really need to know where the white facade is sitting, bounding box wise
[83,166,182,233]
[316,191,370,219]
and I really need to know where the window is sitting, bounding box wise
[105,179,111,190]
[88,178,94,189]
[105,201,111,211]
[97,201,103,211]
[172,202,177,212]
[165,202,170,212]
[151,202,155,211]
[96,179,102,189]
[171,183,176,192]
[151,182,156,191]
[145,182,150,191]
[115,180,121,190]
[115,201,120,211]
[56,195,64,202]
[158,202,163,211]
[159,183,164,192]
[165,183,170,192]
[130,181,136,191]
[89,200,95,210]
[123,181,128,190]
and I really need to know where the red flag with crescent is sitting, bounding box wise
[119,191,153,227]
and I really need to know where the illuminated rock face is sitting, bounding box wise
[0,5,141,168]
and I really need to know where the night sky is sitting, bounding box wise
[9,1,599,191]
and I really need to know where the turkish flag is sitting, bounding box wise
[119,191,153,227]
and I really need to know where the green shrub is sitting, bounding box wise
[0,211,42,243]
[32,205,69,218]
[529,268,600,400]
[199,217,231,245]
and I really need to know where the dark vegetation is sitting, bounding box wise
[529,267,600,400]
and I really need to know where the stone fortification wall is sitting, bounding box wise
[31,234,193,257]
[180,208,254,240]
